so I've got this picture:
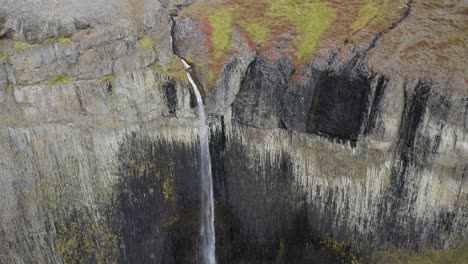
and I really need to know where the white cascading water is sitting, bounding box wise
[169,18,216,263]
[180,59,216,264]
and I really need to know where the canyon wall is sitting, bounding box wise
[0,0,466,263]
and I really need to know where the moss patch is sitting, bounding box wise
[55,211,118,264]
[101,113,121,128]
[150,57,188,83]
[209,9,234,59]
[0,52,7,61]
[162,176,175,202]
[240,20,271,46]
[43,37,73,44]
[276,239,286,263]
[13,41,29,51]
[46,75,72,85]
[351,0,387,32]
[375,243,468,264]
[6,84,14,94]
[319,237,359,264]
[267,0,336,63]
[139,35,157,49]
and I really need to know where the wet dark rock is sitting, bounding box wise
[113,132,200,264]
[163,81,178,116]
[304,70,370,142]
[234,58,372,143]
[232,57,293,129]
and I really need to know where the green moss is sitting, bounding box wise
[276,239,286,263]
[0,52,7,61]
[162,176,175,202]
[101,74,115,93]
[162,162,175,202]
[240,20,271,45]
[6,84,13,94]
[55,212,118,264]
[209,9,234,59]
[58,37,72,44]
[203,70,218,88]
[150,57,187,82]
[46,75,72,85]
[319,237,359,264]
[13,41,29,51]
[44,37,73,44]
[351,0,385,32]
[101,113,121,128]
[162,215,179,229]
[375,243,468,264]
[139,35,157,49]
[267,0,336,63]
[42,38,55,44]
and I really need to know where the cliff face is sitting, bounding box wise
[0,0,467,263]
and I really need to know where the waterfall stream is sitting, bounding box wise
[169,16,216,262]
[180,59,216,264]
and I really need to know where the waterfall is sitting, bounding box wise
[168,17,216,263]
[180,58,216,264]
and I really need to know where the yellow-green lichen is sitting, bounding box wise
[276,239,286,263]
[6,84,14,94]
[319,237,359,264]
[101,113,122,128]
[55,213,118,264]
[46,75,72,85]
[43,37,73,44]
[13,41,29,51]
[351,0,386,32]
[101,74,115,91]
[267,0,336,63]
[375,243,468,264]
[128,160,154,174]
[150,57,187,82]
[162,176,175,202]
[162,215,179,230]
[240,20,271,45]
[139,35,157,49]
[162,161,175,202]
[209,8,234,59]
[58,37,72,44]
[0,52,8,61]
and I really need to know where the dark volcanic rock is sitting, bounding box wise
[304,71,371,142]
[232,57,294,129]
[234,59,372,143]
[113,132,200,264]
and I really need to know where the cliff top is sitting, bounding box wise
[0,0,466,92]
[178,0,467,91]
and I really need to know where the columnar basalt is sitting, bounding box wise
[0,0,466,263]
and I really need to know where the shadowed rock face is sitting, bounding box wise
[162,81,178,116]
[113,132,200,264]
[305,71,370,142]
[0,0,467,263]
[232,58,293,129]
[233,59,371,143]
[0,16,5,36]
